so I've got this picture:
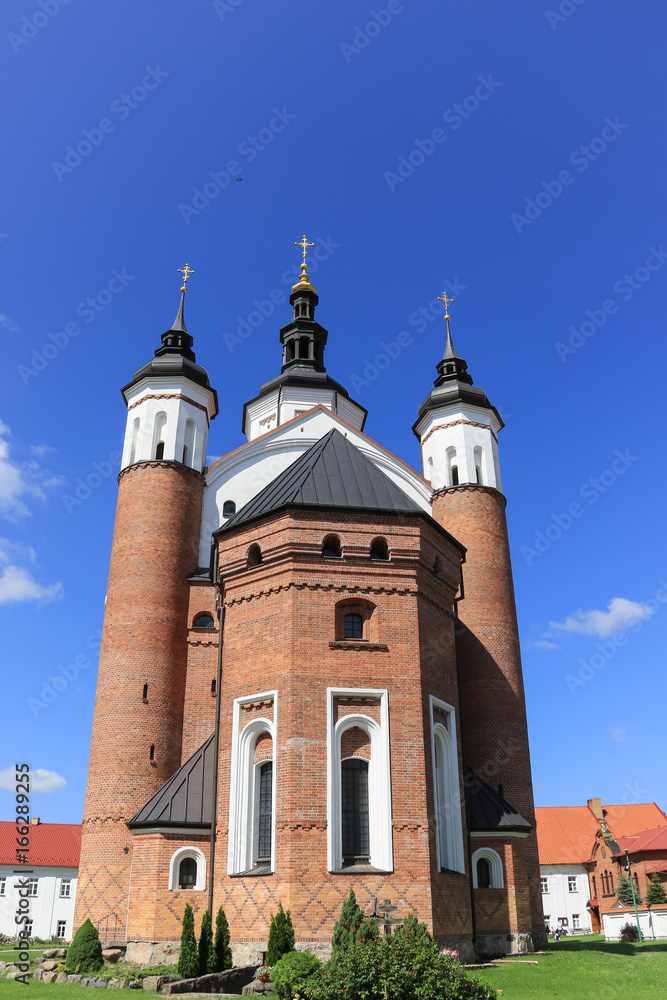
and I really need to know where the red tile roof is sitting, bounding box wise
[536,803,667,865]
[615,824,667,855]
[646,861,667,874]
[0,822,81,867]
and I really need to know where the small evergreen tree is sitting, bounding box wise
[64,919,103,974]
[265,902,295,965]
[178,903,199,979]
[616,875,642,906]
[645,873,667,909]
[394,912,429,939]
[214,906,233,972]
[331,889,377,962]
[198,909,214,976]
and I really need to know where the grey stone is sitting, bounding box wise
[56,973,69,983]
[129,980,144,989]
[32,969,44,981]
[107,978,130,989]
[142,975,167,991]
[164,965,258,995]
[102,949,123,963]
[68,975,83,983]
[0,962,6,975]
[88,978,108,987]
[42,971,58,983]
[42,949,59,959]
[43,960,58,972]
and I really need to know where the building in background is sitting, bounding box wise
[0,819,80,941]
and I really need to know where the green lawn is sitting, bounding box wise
[0,984,160,997]
[476,934,667,999]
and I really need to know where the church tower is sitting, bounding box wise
[74,267,218,933]
[414,296,545,951]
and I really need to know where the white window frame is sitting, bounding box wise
[568,875,577,893]
[228,690,277,875]
[168,846,207,891]
[327,687,392,873]
[572,913,581,929]
[541,876,549,893]
[430,696,465,874]
[59,878,71,898]
[27,878,38,897]
[56,920,67,939]
[471,847,504,889]
[0,877,6,896]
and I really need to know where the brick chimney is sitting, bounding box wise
[31,816,40,825]
[587,797,603,819]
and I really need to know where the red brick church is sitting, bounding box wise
[74,247,546,960]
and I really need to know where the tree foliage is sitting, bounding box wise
[331,889,377,961]
[616,875,642,906]
[271,950,321,999]
[177,903,199,979]
[64,919,103,975]
[198,909,214,976]
[265,902,295,966]
[214,906,233,972]
[645,873,667,908]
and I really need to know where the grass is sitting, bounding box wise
[0,984,160,997]
[475,934,667,999]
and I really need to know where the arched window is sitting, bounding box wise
[128,417,140,465]
[256,761,273,865]
[211,678,216,695]
[446,447,458,488]
[179,857,197,889]
[474,446,484,486]
[142,683,148,701]
[153,412,167,461]
[476,857,491,888]
[344,613,364,639]
[369,537,389,561]
[322,534,341,558]
[223,500,236,518]
[228,708,276,876]
[341,759,370,863]
[431,701,465,874]
[193,613,215,629]
[451,465,459,486]
[433,556,443,579]
[471,848,504,888]
[247,544,262,568]
[182,418,195,467]
[149,744,155,761]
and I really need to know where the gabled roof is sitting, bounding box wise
[0,822,81,867]
[220,428,423,532]
[129,735,214,830]
[465,768,531,834]
[615,825,667,856]
[536,802,667,865]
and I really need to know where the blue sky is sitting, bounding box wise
[1,0,666,825]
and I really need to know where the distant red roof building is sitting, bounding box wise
[0,820,81,867]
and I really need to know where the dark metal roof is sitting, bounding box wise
[129,734,214,830]
[465,767,532,834]
[220,428,423,532]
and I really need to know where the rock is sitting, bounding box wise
[55,949,68,959]
[42,949,59,959]
[142,975,167,991]
[32,969,43,981]
[243,982,274,995]
[56,973,69,983]
[43,960,58,972]
[102,949,123,963]
[42,972,58,983]
[88,978,108,988]
[107,978,130,989]
[0,962,6,974]
[125,942,179,968]
[68,975,83,983]
[129,979,144,989]
[164,965,258,995]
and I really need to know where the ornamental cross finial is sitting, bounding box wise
[438,290,454,318]
[295,234,315,264]
[178,263,195,292]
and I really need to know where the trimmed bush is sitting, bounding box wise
[330,889,377,961]
[214,906,233,972]
[177,903,199,979]
[199,909,214,976]
[64,919,103,975]
[271,950,321,1000]
[620,922,640,943]
[266,903,295,966]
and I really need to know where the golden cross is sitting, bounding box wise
[178,263,195,292]
[295,235,315,264]
[438,291,454,317]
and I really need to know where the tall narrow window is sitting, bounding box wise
[142,683,148,701]
[432,707,465,874]
[247,544,262,567]
[341,758,369,863]
[149,744,155,761]
[474,446,484,486]
[128,417,140,465]
[344,613,364,639]
[182,418,195,467]
[451,465,459,486]
[179,857,197,888]
[153,412,167,461]
[223,500,236,518]
[369,537,389,561]
[256,761,273,865]
[476,857,491,888]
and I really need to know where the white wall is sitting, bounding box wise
[540,865,592,933]
[603,906,667,940]
[0,867,78,941]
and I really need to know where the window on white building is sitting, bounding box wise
[56,921,67,939]
[568,876,577,893]
[24,920,33,938]
[60,879,71,898]
[572,914,581,929]
[541,877,549,893]
[0,877,6,896]
[27,878,38,896]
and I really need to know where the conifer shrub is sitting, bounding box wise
[330,889,377,961]
[177,903,199,979]
[645,873,667,908]
[265,903,295,965]
[198,909,214,976]
[271,950,321,999]
[64,919,103,975]
[214,906,233,972]
[616,875,642,906]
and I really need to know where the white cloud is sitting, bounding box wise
[0,540,62,607]
[0,314,20,334]
[526,639,562,651]
[548,597,655,640]
[0,767,66,793]
[30,444,57,458]
[0,421,63,519]
[610,728,627,743]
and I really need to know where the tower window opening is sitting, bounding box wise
[476,857,491,888]
[129,417,140,465]
[142,683,148,701]
[344,613,364,639]
[475,465,481,484]
[153,412,167,461]
[370,537,389,561]
[322,534,341,558]
[498,782,504,799]
[155,441,165,461]
[341,758,370,863]
[193,613,215,629]
[247,544,262,568]
[211,678,217,696]
[433,556,443,579]
[178,857,197,889]
[182,418,195,468]
[451,465,459,487]
[299,336,310,360]
[223,500,236,518]
[256,761,273,864]
[149,744,155,761]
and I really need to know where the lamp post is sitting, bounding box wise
[625,849,643,942]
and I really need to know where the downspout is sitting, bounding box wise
[453,555,478,952]
[207,546,225,917]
